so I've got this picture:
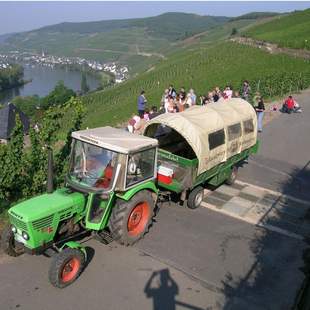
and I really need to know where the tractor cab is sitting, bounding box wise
[67,127,158,230]
[68,139,120,192]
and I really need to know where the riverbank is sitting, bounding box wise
[0,51,128,82]
[0,64,101,104]
[0,63,25,94]
[0,78,32,93]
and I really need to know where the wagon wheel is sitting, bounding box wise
[109,190,155,246]
[48,248,85,288]
[225,166,238,185]
[187,186,204,209]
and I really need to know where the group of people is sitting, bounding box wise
[251,93,302,132]
[130,85,198,133]
[128,80,300,135]
[127,105,163,134]
[130,82,257,134]
[135,81,251,119]
[280,95,302,114]
[199,81,252,105]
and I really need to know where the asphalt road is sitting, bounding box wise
[1,90,309,310]
[239,88,310,201]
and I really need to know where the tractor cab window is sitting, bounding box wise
[69,139,119,191]
[126,148,156,187]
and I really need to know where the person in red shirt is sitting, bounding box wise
[282,95,295,114]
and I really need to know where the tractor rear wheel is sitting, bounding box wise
[225,166,238,185]
[48,248,85,288]
[187,186,204,209]
[1,225,25,257]
[109,190,155,246]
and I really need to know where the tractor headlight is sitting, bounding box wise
[11,226,17,233]
[22,231,29,241]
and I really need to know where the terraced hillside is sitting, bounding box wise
[82,41,310,128]
[244,9,310,50]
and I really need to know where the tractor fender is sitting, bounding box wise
[61,241,87,260]
[116,181,158,202]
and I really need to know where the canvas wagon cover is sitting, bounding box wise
[144,98,257,174]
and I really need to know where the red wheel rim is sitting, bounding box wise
[61,257,80,283]
[127,202,150,236]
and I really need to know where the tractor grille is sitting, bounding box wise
[32,215,54,231]
[9,214,28,232]
[59,207,73,221]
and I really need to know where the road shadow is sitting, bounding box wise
[220,163,310,309]
[144,268,205,310]
[84,246,95,268]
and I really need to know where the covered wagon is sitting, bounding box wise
[143,98,259,208]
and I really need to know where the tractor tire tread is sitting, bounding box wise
[108,190,155,246]
[48,248,85,288]
[187,186,204,209]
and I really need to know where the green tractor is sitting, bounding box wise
[2,126,159,288]
[1,99,259,288]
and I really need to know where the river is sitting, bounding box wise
[0,64,100,103]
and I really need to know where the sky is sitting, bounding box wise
[0,1,309,35]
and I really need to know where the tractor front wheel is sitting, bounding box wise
[48,248,85,288]
[109,190,155,246]
[1,225,25,257]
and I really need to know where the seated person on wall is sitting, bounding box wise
[281,95,295,114]
[134,117,147,135]
[143,108,150,121]
[127,114,141,133]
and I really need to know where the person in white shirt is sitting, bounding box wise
[223,86,233,99]
[185,93,193,108]
[189,88,196,105]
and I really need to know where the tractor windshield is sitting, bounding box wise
[68,139,119,191]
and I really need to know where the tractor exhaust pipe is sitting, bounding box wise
[47,147,54,194]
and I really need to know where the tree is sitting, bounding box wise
[12,95,41,118]
[81,72,90,94]
[0,95,86,207]
[0,64,24,91]
[231,28,238,36]
[0,116,25,200]
[54,97,86,184]
[41,81,75,109]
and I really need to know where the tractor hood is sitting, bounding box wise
[9,188,85,222]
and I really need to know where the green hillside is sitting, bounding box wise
[191,19,259,44]
[81,41,310,128]
[35,12,229,40]
[244,9,310,49]
[0,13,229,74]
[231,12,280,21]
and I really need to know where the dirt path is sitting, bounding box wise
[76,47,166,59]
[231,36,310,60]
